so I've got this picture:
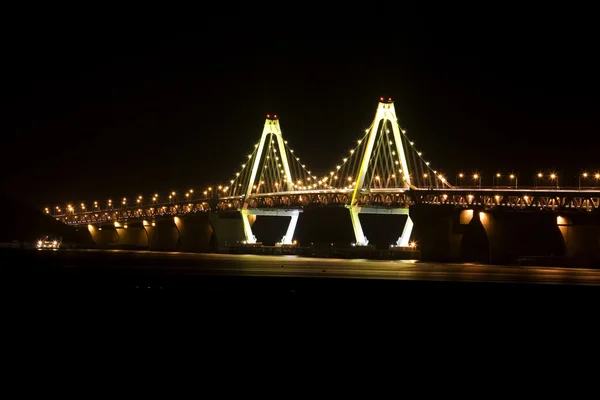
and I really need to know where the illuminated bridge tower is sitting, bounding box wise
[329,98,450,247]
[219,114,317,245]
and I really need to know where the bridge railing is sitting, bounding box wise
[412,189,600,212]
[51,184,600,225]
[418,186,600,193]
[419,185,600,191]
[54,199,211,225]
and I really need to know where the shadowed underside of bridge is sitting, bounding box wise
[76,205,600,266]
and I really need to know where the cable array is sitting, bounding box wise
[327,110,452,190]
[221,122,318,197]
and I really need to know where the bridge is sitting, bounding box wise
[47,98,600,263]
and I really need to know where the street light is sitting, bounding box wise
[438,174,447,186]
[422,173,429,188]
[473,173,481,188]
[509,174,517,189]
[595,173,600,187]
[456,173,464,186]
[579,172,588,190]
[550,173,558,189]
[535,173,543,189]
[494,173,501,188]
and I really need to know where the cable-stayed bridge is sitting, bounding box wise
[49,98,600,262]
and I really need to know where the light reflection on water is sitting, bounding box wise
[7,247,600,286]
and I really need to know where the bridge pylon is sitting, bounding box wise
[329,98,448,247]
[352,99,411,246]
[222,114,314,245]
[243,116,293,201]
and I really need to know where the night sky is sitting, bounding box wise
[2,13,598,208]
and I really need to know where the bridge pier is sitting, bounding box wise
[173,214,213,252]
[148,218,180,251]
[87,224,119,247]
[411,205,570,264]
[143,221,156,250]
[478,210,565,264]
[115,221,148,249]
[85,215,214,252]
[241,209,301,245]
[349,206,413,247]
[209,211,246,251]
[410,204,463,262]
[557,214,600,265]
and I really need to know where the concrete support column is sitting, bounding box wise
[87,224,119,247]
[173,213,213,252]
[409,204,462,262]
[557,215,600,263]
[209,211,246,252]
[116,222,148,248]
[240,209,302,246]
[143,222,156,250]
[150,218,180,251]
[479,211,565,264]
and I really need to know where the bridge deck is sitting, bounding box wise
[53,186,600,226]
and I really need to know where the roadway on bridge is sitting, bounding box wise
[49,249,600,286]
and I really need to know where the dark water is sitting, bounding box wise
[3,247,598,359]
[4,248,598,303]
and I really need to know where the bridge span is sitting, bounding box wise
[46,99,600,265]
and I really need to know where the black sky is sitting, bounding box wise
[2,13,598,207]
